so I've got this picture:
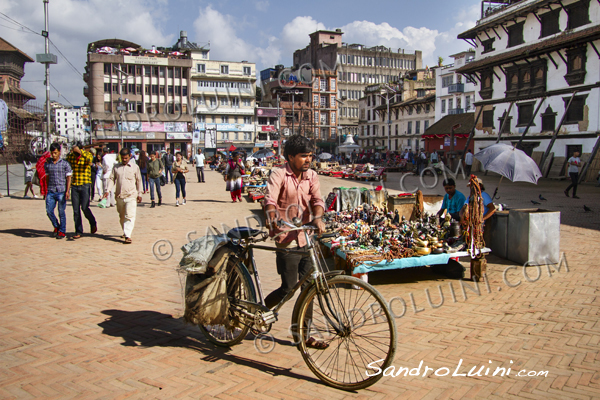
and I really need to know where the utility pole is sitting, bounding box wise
[276,93,281,156]
[36,0,57,151]
[113,66,129,149]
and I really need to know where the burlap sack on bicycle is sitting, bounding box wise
[184,251,230,326]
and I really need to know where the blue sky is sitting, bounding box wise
[0,0,481,107]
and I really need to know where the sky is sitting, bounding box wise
[0,0,482,108]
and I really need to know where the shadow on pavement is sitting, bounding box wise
[98,309,321,384]
[0,228,53,238]
[189,199,232,204]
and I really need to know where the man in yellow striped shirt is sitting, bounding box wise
[66,142,97,239]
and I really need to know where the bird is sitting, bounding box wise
[584,205,593,212]
[539,194,547,201]
[531,200,541,205]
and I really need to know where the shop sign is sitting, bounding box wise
[273,141,279,148]
[261,125,276,132]
[194,122,253,132]
[123,56,168,66]
[166,132,192,140]
[146,132,156,139]
[164,122,188,133]
[254,142,265,148]
[444,137,457,147]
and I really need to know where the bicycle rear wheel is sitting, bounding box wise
[198,259,254,347]
[295,275,396,390]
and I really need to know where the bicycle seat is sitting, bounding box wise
[227,227,262,240]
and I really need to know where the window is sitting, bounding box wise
[145,66,151,76]
[221,65,229,74]
[144,85,150,95]
[244,116,252,124]
[408,107,413,115]
[442,76,453,87]
[222,132,229,140]
[175,86,181,95]
[222,116,229,123]
[202,51,208,59]
[112,83,118,93]
[416,121,420,134]
[482,109,495,128]
[426,104,431,113]
[220,98,228,106]
[331,79,336,90]
[152,85,158,94]
[231,97,240,107]
[424,120,429,130]
[407,121,412,134]
[152,66,158,76]
[136,84,142,94]
[517,102,535,126]
[321,78,327,91]
[448,99,453,110]
[441,99,446,113]
[564,45,587,86]
[481,38,495,55]
[563,94,588,124]
[541,106,556,132]
[159,86,165,95]
[505,60,547,97]
[497,111,512,133]
[540,8,561,38]
[182,86,187,96]
[567,0,590,29]
[480,70,493,100]
[466,96,471,111]
[104,63,111,74]
[197,64,205,73]
[320,96,327,107]
[168,86,174,95]
[507,22,524,48]
[104,83,110,93]
[243,99,251,107]
[174,68,181,78]
[243,66,251,76]
[244,132,251,141]
[104,102,111,112]
[159,67,165,77]
[168,68,173,78]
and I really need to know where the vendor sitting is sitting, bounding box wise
[437,178,467,221]
[460,178,496,223]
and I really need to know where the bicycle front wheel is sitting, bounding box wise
[198,259,254,347]
[295,275,397,391]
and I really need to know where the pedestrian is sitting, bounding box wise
[264,135,327,349]
[564,151,581,199]
[162,149,174,184]
[36,150,51,199]
[102,149,118,207]
[430,150,439,164]
[173,152,189,206]
[193,148,206,183]
[465,149,474,176]
[44,143,72,239]
[147,151,163,207]
[104,148,142,244]
[139,150,149,194]
[66,142,97,239]
[93,152,104,202]
[224,151,245,203]
[23,155,38,198]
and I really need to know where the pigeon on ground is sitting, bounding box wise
[584,205,593,212]
[539,194,547,201]
[531,200,541,205]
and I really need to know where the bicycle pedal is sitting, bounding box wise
[261,311,277,324]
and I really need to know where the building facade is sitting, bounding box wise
[54,107,84,141]
[190,47,256,154]
[456,0,600,177]
[293,30,422,140]
[84,34,194,155]
[435,51,477,122]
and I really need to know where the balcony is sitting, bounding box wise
[448,108,464,115]
[447,83,464,93]
[83,86,89,97]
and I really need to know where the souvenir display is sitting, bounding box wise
[321,203,467,271]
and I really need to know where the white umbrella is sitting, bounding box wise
[474,143,542,198]
[318,152,332,160]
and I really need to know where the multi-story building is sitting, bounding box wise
[435,51,477,121]
[190,44,256,154]
[293,30,422,139]
[358,84,400,149]
[84,33,194,155]
[456,0,600,178]
[54,107,84,141]
[255,106,279,150]
[0,37,39,162]
[260,66,338,151]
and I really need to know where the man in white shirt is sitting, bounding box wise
[101,149,118,207]
[465,149,474,176]
[430,151,439,164]
[192,148,206,183]
[564,151,581,199]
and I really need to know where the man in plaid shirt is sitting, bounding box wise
[66,142,97,239]
[45,143,72,239]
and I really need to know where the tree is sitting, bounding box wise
[438,56,444,67]
[255,86,262,102]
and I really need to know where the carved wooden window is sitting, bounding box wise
[566,0,590,30]
[541,106,556,132]
[564,46,587,86]
[563,94,588,124]
[505,60,547,98]
[480,70,493,100]
[540,9,561,38]
[482,109,495,128]
[507,22,525,48]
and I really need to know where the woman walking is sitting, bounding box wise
[23,155,38,198]
[139,150,149,194]
[224,152,245,203]
[93,152,104,201]
[173,152,189,206]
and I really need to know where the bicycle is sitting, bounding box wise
[193,219,397,390]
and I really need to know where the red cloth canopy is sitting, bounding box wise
[229,145,236,152]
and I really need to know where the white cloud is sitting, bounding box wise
[255,0,269,12]
[0,0,173,105]
[280,16,326,52]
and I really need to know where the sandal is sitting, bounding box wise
[124,237,132,244]
[305,337,329,350]
[71,234,82,240]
